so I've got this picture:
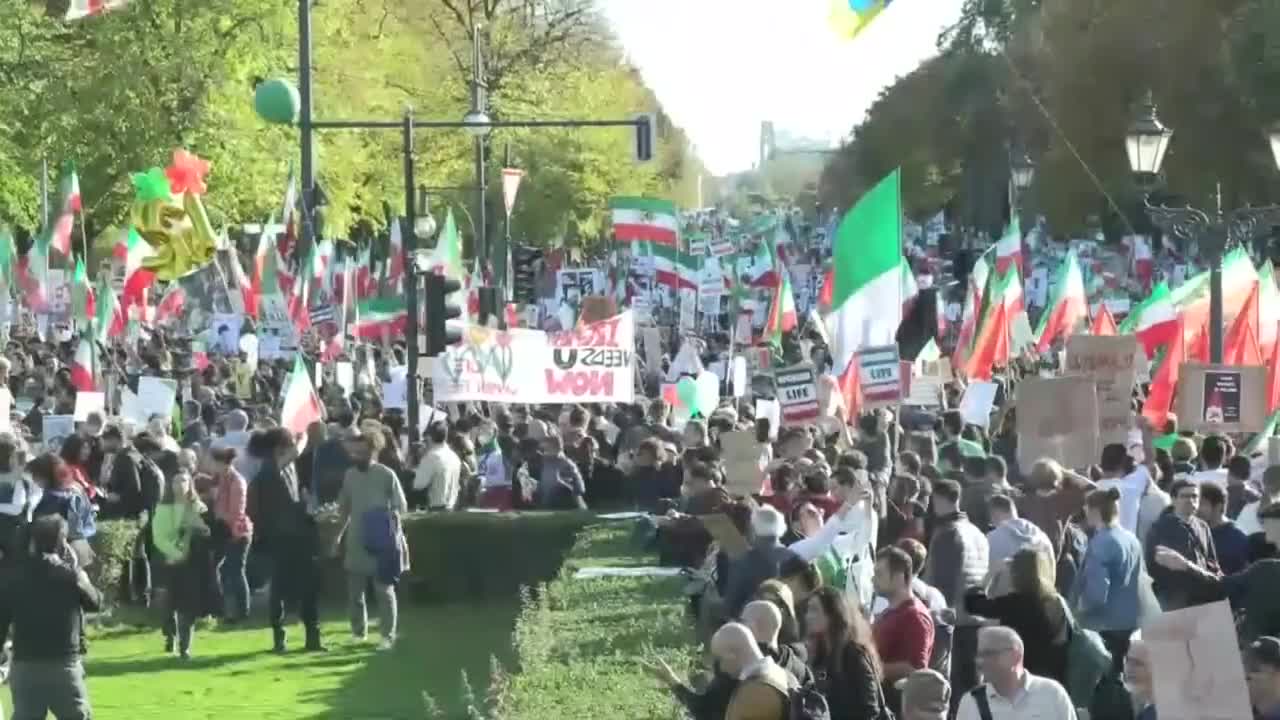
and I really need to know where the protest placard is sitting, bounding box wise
[775,364,819,427]
[578,296,617,326]
[1066,334,1139,444]
[958,381,997,428]
[754,398,781,440]
[1143,600,1252,720]
[1176,364,1267,433]
[73,392,105,422]
[42,415,75,452]
[137,376,178,421]
[699,513,749,560]
[1016,376,1099,472]
[856,345,902,408]
[720,430,763,497]
[433,312,635,404]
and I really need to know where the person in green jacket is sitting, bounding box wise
[152,471,209,659]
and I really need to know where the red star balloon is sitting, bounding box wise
[165,149,211,196]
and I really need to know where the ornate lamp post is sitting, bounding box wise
[1125,91,1280,362]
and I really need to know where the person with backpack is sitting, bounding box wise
[27,453,96,569]
[331,427,407,651]
[956,626,1076,720]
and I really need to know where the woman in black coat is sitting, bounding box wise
[804,586,890,720]
[964,547,1070,684]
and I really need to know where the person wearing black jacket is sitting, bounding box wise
[100,427,165,606]
[0,515,101,720]
[248,428,325,653]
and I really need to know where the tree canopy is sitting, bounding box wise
[0,0,708,255]
[821,0,1280,238]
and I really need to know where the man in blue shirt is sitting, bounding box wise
[1247,636,1280,720]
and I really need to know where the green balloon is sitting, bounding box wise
[676,377,698,411]
[254,78,300,125]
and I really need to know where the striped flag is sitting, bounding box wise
[609,197,679,247]
[66,0,128,21]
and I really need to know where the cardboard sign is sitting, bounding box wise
[856,345,902,408]
[775,364,819,427]
[137,376,178,421]
[1016,376,1100,472]
[1143,601,1252,720]
[700,513,749,560]
[1177,364,1267,433]
[1065,334,1139,444]
[578,296,617,327]
[720,430,763,497]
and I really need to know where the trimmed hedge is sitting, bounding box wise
[92,512,593,607]
[496,523,698,719]
[324,510,593,604]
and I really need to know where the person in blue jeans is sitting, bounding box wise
[209,447,253,622]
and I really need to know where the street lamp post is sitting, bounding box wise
[1009,144,1035,223]
[464,26,491,283]
[1124,91,1280,363]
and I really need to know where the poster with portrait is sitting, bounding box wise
[1177,363,1266,433]
[207,314,243,356]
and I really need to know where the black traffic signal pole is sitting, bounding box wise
[306,116,649,440]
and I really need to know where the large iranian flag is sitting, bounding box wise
[825,169,902,379]
[1118,281,1178,358]
[1034,249,1087,352]
[610,197,679,247]
[281,356,323,436]
[1172,248,1256,330]
[351,297,408,339]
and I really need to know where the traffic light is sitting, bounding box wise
[511,245,542,304]
[634,113,656,163]
[477,286,504,329]
[423,273,463,357]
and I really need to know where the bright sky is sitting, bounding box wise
[601,0,966,176]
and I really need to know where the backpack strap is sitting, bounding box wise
[970,685,995,720]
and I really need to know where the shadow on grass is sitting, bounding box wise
[294,600,522,720]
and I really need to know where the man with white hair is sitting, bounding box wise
[710,622,793,720]
[1124,630,1156,720]
[956,626,1076,720]
[741,600,812,686]
[724,506,801,617]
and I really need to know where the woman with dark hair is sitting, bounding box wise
[1073,486,1148,674]
[804,585,890,719]
[28,453,96,559]
[209,446,252,622]
[248,428,324,652]
[59,435,100,503]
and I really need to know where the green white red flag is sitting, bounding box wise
[70,336,96,392]
[1034,250,1087,351]
[609,197,679,247]
[351,297,408,339]
[281,356,323,436]
[66,0,128,19]
[763,263,798,347]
